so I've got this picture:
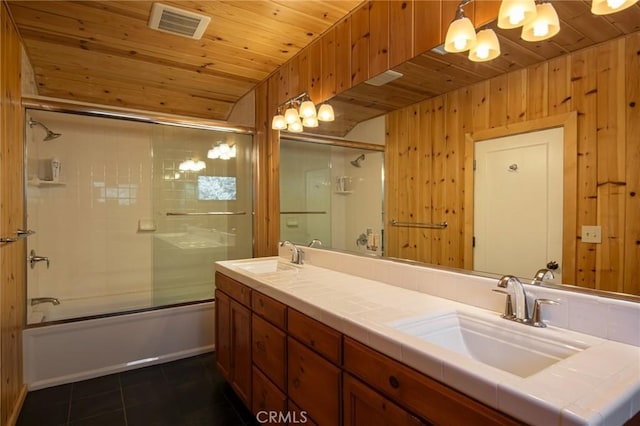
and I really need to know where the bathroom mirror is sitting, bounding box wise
[279,135,384,255]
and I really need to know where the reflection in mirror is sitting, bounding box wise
[280,137,384,254]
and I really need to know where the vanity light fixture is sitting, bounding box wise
[468,29,501,62]
[444,0,477,53]
[591,0,639,14]
[271,92,334,132]
[207,142,236,160]
[178,159,206,172]
[521,2,560,41]
[498,0,537,29]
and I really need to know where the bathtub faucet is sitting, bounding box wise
[31,297,60,306]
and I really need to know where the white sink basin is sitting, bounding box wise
[232,259,299,274]
[390,311,588,377]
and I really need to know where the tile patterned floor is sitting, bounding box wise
[17,352,258,426]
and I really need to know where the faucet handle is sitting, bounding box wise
[531,298,559,327]
[492,289,514,319]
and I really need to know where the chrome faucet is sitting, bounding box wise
[308,239,322,248]
[31,297,60,306]
[497,275,529,322]
[532,268,554,285]
[496,275,559,327]
[280,240,304,265]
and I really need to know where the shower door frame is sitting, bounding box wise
[22,97,255,325]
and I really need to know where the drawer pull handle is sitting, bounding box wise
[389,375,400,389]
[259,299,264,307]
[256,341,266,351]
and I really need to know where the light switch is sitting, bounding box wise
[582,225,602,244]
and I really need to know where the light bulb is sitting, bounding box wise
[317,104,335,122]
[303,116,319,128]
[498,0,537,29]
[288,121,303,133]
[509,6,525,25]
[444,16,476,53]
[592,0,638,14]
[469,29,500,62]
[533,21,549,37]
[284,106,299,124]
[521,3,560,42]
[271,114,286,130]
[299,100,317,118]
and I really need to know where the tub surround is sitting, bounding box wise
[216,248,640,425]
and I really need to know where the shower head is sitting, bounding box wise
[350,154,365,168]
[29,118,61,141]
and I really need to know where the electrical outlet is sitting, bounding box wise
[582,225,602,244]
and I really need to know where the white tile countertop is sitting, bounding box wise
[215,249,640,426]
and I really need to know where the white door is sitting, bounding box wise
[473,127,563,282]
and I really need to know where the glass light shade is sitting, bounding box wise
[288,121,304,133]
[498,0,537,29]
[317,104,335,122]
[302,116,319,128]
[230,145,237,158]
[591,0,638,14]
[207,146,220,159]
[194,160,206,171]
[521,3,560,42]
[468,29,501,62]
[271,114,287,130]
[444,17,477,53]
[299,100,317,118]
[284,106,299,124]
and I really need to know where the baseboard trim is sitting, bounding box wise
[7,384,28,426]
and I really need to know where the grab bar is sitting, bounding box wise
[166,211,247,216]
[1,229,36,244]
[390,219,448,229]
[280,211,327,215]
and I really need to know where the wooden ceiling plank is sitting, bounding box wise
[10,3,299,67]
[19,28,274,82]
[35,74,234,119]
[23,36,260,91]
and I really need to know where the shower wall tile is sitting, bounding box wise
[26,111,154,305]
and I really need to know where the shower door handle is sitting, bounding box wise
[29,249,50,269]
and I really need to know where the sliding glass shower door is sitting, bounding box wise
[25,109,253,324]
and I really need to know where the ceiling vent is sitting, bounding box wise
[365,70,404,87]
[148,3,211,40]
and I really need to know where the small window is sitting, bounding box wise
[197,176,236,201]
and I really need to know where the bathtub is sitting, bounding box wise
[23,301,215,390]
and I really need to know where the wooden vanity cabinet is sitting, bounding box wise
[215,272,252,409]
[343,337,519,426]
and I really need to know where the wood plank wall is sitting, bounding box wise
[385,33,640,295]
[0,1,27,424]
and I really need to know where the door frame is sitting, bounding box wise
[464,112,578,283]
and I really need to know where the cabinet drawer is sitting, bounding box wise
[252,291,287,329]
[253,366,287,423]
[252,314,287,391]
[288,337,341,426]
[216,272,251,307]
[343,373,428,426]
[343,337,519,426]
[288,309,342,365]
